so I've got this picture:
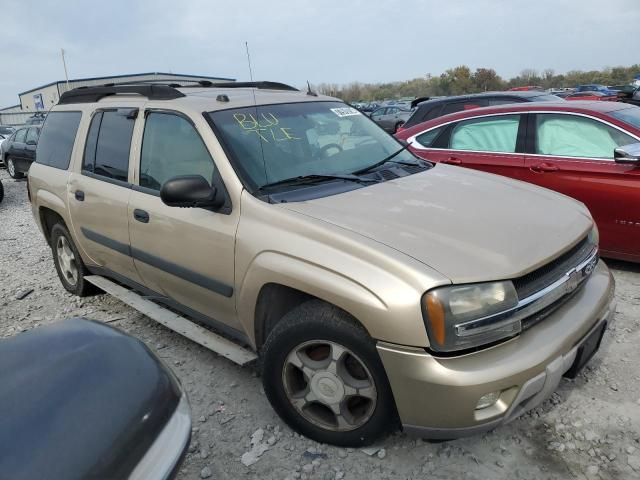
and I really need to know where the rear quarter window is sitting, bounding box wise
[35,111,82,169]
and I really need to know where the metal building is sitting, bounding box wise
[17,72,235,112]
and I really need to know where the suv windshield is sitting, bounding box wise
[208,101,416,190]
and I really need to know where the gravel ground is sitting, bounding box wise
[1,169,639,480]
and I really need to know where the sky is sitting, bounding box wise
[2,0,639,107]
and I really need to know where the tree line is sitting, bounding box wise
[315,65,640,103]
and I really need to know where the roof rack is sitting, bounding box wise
[58,84,185,104]
[58,80,299,104]
[189,81,299,91]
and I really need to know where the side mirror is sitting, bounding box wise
[614,143,640,164]
[160,175,224,209]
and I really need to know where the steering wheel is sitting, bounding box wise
[317,143,343,158]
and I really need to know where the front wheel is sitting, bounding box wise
[6,157,23,179]
[261,300,399,446]
[394,121,405,133]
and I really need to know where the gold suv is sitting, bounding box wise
[28,81,615,446]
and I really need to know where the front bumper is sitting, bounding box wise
[129,394,192,480]
[377,260,615,439]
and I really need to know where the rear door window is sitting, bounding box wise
[82,108,137,182]
[488,97,525,106]
[26,127,39,144]
[441,99,489,116]
[535,114,636,159]
[36,112,82,169]
[449,115,521,153]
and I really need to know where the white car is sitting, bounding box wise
[0,126,16,167]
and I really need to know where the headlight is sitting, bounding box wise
[423,281,519,352]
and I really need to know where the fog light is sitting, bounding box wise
[476,391,501,410]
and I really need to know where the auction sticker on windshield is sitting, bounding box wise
[331,107,361,117]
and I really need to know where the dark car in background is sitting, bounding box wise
[370,105,413,132]
[2,125,40,178]
[576,84,618,96]
[617,85,640,106]
[401,91,564,131]
[0,318,191,480]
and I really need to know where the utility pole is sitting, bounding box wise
[61,48,70,89]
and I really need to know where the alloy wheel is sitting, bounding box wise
[56,236,78,286]
[7,159,15,177]
[282,340,377,432]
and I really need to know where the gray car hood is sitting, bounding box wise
[280,165,593,284]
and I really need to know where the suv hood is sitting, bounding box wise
[279,165,592,284]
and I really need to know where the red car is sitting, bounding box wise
[566,91,618,102]
[396,101,640,262]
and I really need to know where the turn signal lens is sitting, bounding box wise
[426,294,446,346]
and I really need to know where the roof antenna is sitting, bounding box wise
[245,41,254,82]
[306,80,318,97]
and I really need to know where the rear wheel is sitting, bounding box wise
[394,121,404,133]
[0,180,4,203]
[6,157,23,179]
[261,300,399,446]
[50,223,95,296]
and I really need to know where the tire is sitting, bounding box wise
[6,157,23,179]
[394,121,404,133]
[0,180,4,204]
[261,300,399,446]
[50,223,95,296]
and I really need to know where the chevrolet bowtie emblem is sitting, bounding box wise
[565,270,581,294]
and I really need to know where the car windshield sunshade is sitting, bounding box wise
[451,116,520,153]
[536,114,635,158]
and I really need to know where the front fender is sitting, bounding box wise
[237,251,430,348]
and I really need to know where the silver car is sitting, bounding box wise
[370,106,413,133]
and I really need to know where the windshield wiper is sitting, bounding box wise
[257,174,376,192]
[352,142,418,175]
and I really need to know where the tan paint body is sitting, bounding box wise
[28,88,615,434]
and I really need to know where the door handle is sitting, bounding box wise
[74,190,85,201]
[133,209,150,223]
[442,157,462,165]
[531,162,558,173]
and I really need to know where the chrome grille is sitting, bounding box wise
[513,235,594,300]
